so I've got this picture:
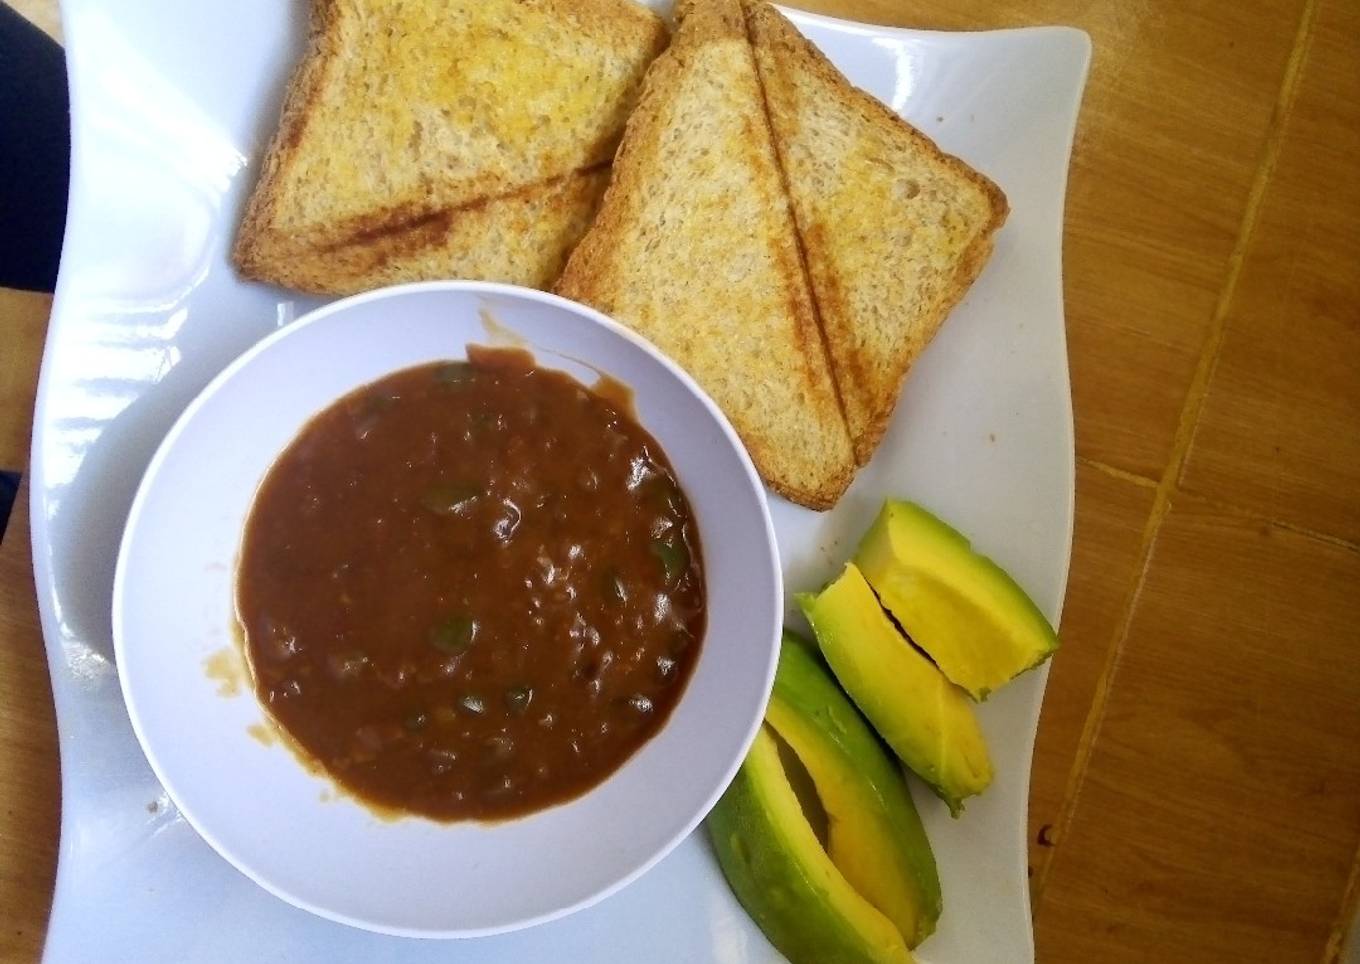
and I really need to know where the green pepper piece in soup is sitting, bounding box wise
[431,615,478,654]
[650,537,690,586]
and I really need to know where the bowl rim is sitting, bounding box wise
[111,279,783,938]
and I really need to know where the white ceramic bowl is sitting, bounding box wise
[111,281,781,938]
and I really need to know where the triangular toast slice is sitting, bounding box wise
[746,1,1008,464]
[556,0,856,509]
[234,0,666,294]
[239,168,611,293]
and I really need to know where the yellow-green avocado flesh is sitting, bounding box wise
[708,726,913,964]
[799,563,992,815]
[855,500,1058,700]
[767,632,941,946]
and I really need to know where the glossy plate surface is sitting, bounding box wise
[35,2,1089,960]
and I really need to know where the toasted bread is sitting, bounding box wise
[555,0,856,509]
[238,169,611,294]
[234,0,667,294]
[746,2,1008,464]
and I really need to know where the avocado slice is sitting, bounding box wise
[708,726,914,964]
[855,500,1058,700]
[798,564,992,815]
[768,631,941,946]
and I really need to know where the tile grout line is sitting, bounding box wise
[1078,456,1357,553]
[1171,0,1321,498]
[1074,455,1157,489]
[1177,487,1360,554]
[1031,0,1321,909]
[1080,455,1360,554]
[1325,838,1360,961]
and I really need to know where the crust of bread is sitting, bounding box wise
[745,1,1008,465]
[241,168,611,295]
[233,0,342,280]
[233,0,667,293]
[557,0,855,509]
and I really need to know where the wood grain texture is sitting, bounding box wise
[1035,498,1360,962]
[1180,0,1360,545]
[1027,460,1155,891]
[0,289,50,471]
[0,481,60,963]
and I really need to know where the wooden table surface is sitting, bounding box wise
[3,0,1358,960]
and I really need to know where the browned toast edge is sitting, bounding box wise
[240,165,610,295]
[232,0,343,282]
[233,0,669,293]
[745,1,1009,465]
[556,0,855,510]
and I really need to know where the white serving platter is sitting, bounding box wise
[31,2,1089,960]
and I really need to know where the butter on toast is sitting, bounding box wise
[234,0,667,294]
[555,0,856,509]
[746,1,1008,464]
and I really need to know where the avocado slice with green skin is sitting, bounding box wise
[708,726,914,964]
[798,563,992,815]
[855,500,1058,701]
[768,631,942,946]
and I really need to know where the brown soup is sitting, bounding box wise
[236,348,705,821]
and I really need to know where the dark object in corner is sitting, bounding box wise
[0,471,19,543]
[0,4,70,293]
